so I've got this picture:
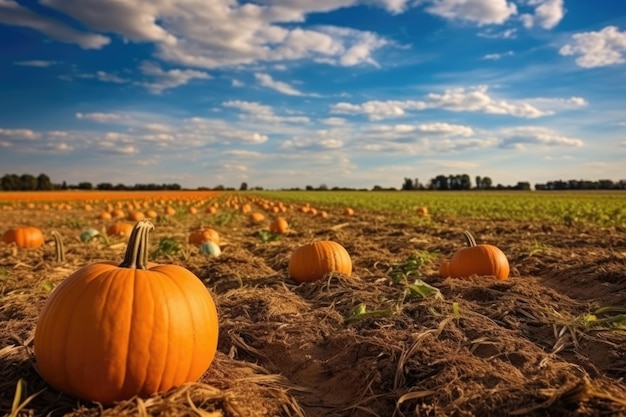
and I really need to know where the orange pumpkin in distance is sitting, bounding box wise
[269,217,289,234]
[1,226,44,248]
[106,222,134,238]
[188,228,220,246]
[288,241,352,283]
[416,206,429,217]
[34,220,219,404]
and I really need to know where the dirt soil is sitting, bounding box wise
[0,200,625,417]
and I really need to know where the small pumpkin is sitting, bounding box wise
[416,206,429,217]
[288,240,352,283]
[188,228,220,246]
[440,231,509,280]
[80,228,101,242]
[127,211,145,221]
[249,212,265,223]
[199,241,221,257]
[269,217,288,234]
[106,222,134,238]
[1,226,45,248]
[34,219,219,404]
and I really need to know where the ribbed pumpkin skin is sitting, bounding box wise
[34,262,219,404]
[1,227,44,248]
[447,244,510,280]
[288,241,352,283]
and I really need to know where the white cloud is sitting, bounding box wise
[76,112,127,123]
[0,0,109,49]
[231,79,244,87]
[478,28,517,39]
[416,122,474,136]
[40,0,176,45]
[321,117,347,126]
[82,71,129,84]
[254,73,303,96]
[331,100,419,120]
[45,142,73,152]
[222,149,265,158]
[137,61,211,94]
[223,100,310,123]
[19,0,389,70]
[281,131,344,150]
[331,86,554,120]
[482,51,514,60]
[424,0,517,26]
[527,96,588,110]
[0,128,41,140]
[185,117,269,144]
[499,126,584,148]
[13,60,58,67]
[559,26,626,68]
[520,0,565,30]
[366,122,474,137]
[223,163,248,172]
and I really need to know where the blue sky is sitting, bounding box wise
[0,0,625,190]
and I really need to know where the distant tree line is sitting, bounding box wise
[0,173,181,191]
[399,175,626,191]
[2,172,625,192]
[534,179,626,190]
[399,175,530,191]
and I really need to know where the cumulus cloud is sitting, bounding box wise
[424,0,517,26]
[223,100,310,123]
[499,126,584,149]
[0,0,109,49]
[478,28,517,39]
[255,73,303,96]
[40,0,177,45]
[13,60,58,67]
[482,51,514,60]
[281,135,344,150]
[185,117,269,144]
[366,122,474,137]
[331,86,557,120]
[559,26,626,68]
[79,71,129,84]
[137,61,211,94]
[520,0,565,30]
[321,117,347,126]
[76,112,127,123]
[6,0,390,70]
[0,128,41,140]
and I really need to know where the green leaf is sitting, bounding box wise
[406,279,443,300]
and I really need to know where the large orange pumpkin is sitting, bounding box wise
[1,226,44,248]
[34,220,219,404]
[440,231,509,280]
[288,240,352,283]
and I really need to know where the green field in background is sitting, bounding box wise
[253,190,626,227]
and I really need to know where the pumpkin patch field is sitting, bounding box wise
[0,190,625,417]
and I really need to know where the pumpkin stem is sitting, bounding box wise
[119,219,154,269]
[463,231,477,247]
[51,231,65,263]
